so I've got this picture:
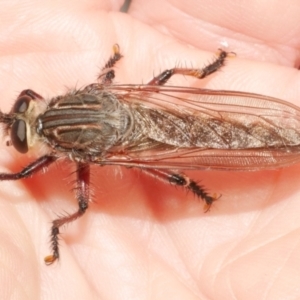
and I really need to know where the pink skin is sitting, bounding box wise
[1,0,300,299]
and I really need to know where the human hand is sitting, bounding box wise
[1,1,300,299]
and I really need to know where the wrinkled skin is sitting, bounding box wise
[1,1,300,299]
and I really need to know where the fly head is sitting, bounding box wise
[0,89,47,154]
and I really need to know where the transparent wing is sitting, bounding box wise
[98,84,300,171]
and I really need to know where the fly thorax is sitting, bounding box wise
[38,91,134,155]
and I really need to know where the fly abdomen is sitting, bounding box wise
[134,106,300,150]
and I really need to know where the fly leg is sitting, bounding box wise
[98,44,123,85]
[0,155,56,180]
[142,169,218,211]
[44,163,90,265]
[147,49,232,86]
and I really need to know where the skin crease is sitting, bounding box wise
[1,0,300,299]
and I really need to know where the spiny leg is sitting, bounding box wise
[142,169,218,211]
[147,49,231,86]
[98,44,123,85]
[44,162,90,265]
[0,155,56,180]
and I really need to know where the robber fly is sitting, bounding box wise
[1,45,300,264]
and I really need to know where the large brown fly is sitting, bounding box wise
[1,45,300,264]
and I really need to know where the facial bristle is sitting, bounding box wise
[0,111,13,125]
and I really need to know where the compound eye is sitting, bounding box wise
[12,95,31,114]
[11,119,28,153]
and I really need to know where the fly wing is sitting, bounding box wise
[98,85,300,171]
[99,147,300,171]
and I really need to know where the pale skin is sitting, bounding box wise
[1,0,300,299]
